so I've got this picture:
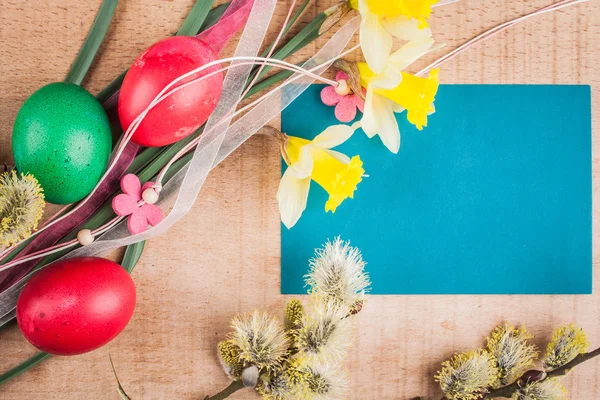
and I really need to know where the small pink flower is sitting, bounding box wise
[321,71,365,123]
[112,174,163,235]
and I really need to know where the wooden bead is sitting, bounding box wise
[142,188,159,204]
[335,79,351,96]
[77,229,94,246]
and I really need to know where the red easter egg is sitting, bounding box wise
[16,257,136,356]
[118,36,223,147]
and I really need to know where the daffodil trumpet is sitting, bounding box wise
[277,124,364,229]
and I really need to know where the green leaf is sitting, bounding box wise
[260,0,310,58]
[136,133,200,184]
[160,153,193,183]
[245,67,295,98]
[122,241,145,274]
[253,11,328,82]
[177,0,216,37]
[0,352,50,385]
[126,147,164,175]
[0,237,33,264]
[65,0,120,86]
[200,2,230,31]
[96,69,126,104]
[0,1,236,384]
[109,351,132,400]
[244,0,311,88]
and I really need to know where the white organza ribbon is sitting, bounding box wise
[64,0,279,255]
[0,15,360,323]
[68,16,359,257]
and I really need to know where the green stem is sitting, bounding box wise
[0,352,50,385]
[65,0,119,85]
[204,380,246,400]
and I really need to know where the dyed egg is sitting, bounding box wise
[12,82,112,204]
[118,36,223,147]
[16,257,136,356]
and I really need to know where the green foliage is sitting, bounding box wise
[177,0,216,36]
[65,0,120,85]
[0,0,346,388]
[0,352,50,385]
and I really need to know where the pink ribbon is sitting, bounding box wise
[196,0,255,54]
[0,135,139,292]
[0,0,254,293]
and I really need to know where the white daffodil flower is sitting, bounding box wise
[277,124,364,229]
[353,0,435,74]
[359,37,436,153]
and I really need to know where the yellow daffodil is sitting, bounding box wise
[351,0,436,73]
[358,38,439,153]
[277,124,364,229]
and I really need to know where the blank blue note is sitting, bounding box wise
[281,84,592,295]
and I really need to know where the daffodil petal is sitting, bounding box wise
[311,124,355,149]
[393,103,406,113]
[370,70,403,91]
[389,37,435,71]
[429,103,436,115]
[277,169,311,229]
[383,15,432,40]
[376,97,401,153]
[361,87,379,138]
[327,149,351,165]
[358,61,401,91]
[360,11,392,74]
[288,145,313,179]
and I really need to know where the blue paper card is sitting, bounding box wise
[281,84,592,295]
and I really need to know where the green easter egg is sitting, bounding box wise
[12,83,112,204]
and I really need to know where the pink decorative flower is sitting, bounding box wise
[321,71,365,123]
[112,174,163,235]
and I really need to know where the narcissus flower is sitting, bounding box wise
[277,124,364,229]
[350,0,435,73]
[358,38,438,153]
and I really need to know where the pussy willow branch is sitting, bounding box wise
[204,380,246,400]
[482,346,600,399]
[439,345,600,400]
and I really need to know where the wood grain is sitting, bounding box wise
[1,0,599,399]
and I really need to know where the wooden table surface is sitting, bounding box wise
[0,0,599,399]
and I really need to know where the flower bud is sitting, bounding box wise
[518,370,547,386]
[242,366,259,388]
